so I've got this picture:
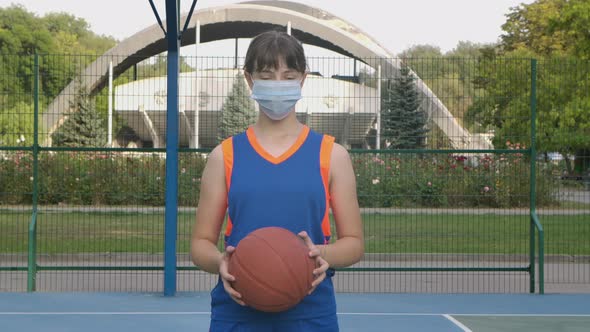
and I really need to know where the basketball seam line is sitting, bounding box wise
[252,232,307,300]
[232,249,296,305]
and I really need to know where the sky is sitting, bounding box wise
[0,0,534,56]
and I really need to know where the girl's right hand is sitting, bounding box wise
[219,245,245,306]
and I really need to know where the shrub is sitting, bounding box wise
[0,149,555,208]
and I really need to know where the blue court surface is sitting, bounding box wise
[1,292,589,331]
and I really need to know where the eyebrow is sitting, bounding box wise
[258,68,298,74]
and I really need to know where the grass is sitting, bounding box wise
[1,210,588,255]
[552,201,590,210]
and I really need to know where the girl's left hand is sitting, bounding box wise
[298,231,329,295]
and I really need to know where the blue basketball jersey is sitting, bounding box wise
[210,125,336,322]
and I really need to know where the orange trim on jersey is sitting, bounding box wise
[225,216,233,238]
[221,138,234,237]
[221,138,234,193]
[320,135,335,239]
[246,125,310,165]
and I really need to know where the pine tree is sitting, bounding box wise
[52,85,106,147]
[381,64,429,149]
[219,72,257,140]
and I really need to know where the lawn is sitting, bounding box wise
[0,210,588,255]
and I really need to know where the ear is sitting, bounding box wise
[300,71,308,87]
[244,72,254,89]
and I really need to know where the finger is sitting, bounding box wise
[297,231,313,246]
[311,272,326,288]
[307,247,321,258]
[219,269,236,282]
[218,259,235,282]
[313,256,329,274]
[222,279,245,306]
[313,264,329,276]
[297,231,319,259]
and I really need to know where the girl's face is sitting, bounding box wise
[245,58,307,88]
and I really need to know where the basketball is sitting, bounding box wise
[228,226,316,312]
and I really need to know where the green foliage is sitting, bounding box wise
[0,150,556,208]
[0,5,116,106]
[501,0,567,55]
[353,152,556,209]
[471,0,590,174]
[553,0,590,59]
[500,0,590,59]
[467,50,590,170]
[0,5,54,54]
[0,101,34,147]
[51,85,106,147]
[381,64,428,149]
[447,41,490,58]
[398,45,443,59]
[0,152,206,206]
[219,72,256,140]
[467,50,536,147]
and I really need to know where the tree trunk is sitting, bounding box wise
[574,149,590,175]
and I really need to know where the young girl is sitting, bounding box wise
[191,30,364,332]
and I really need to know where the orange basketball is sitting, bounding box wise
[228,227,316,312]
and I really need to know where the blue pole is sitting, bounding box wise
[164,0,180,296]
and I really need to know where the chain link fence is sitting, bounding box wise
[0,54,588,293]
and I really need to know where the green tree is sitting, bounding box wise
[548,0,590,59]
[477,0,590,173]
[381,64,428,149]
[501,0,566,55]
[398,44,444,80]
[500,0,590,58]
[467,49,590,174]
[0,6,53,109]
[52,85,106,147]
[0,5,117,109]
[446,41,488,58]
[398,44,443,58]
[219,72,256,140]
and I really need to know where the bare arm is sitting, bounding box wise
[191,145,245,305]
[319,143,364,268]
[190,145,227,274]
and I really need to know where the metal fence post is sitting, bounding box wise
[27,53,39,292]
[529,58,544,294]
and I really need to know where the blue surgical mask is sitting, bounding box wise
[251,80,302,120]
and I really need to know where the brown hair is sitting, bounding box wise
[243,30,307,74]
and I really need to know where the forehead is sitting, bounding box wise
[255,57,299,73]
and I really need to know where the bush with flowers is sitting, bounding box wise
[0,142,556,208]
[352,141,556,208]
[0,151,206,207]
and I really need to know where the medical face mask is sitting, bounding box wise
[251,80,302,120]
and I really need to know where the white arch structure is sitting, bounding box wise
[43,0,491,149]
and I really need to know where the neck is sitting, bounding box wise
[254,112,303,137]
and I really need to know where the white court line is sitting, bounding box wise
[0,312,210,315]
[1,311,589,317]
[441,314,590,317]
[443,314,473,332]
[0,312,463,316]
[338,313,590,317]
